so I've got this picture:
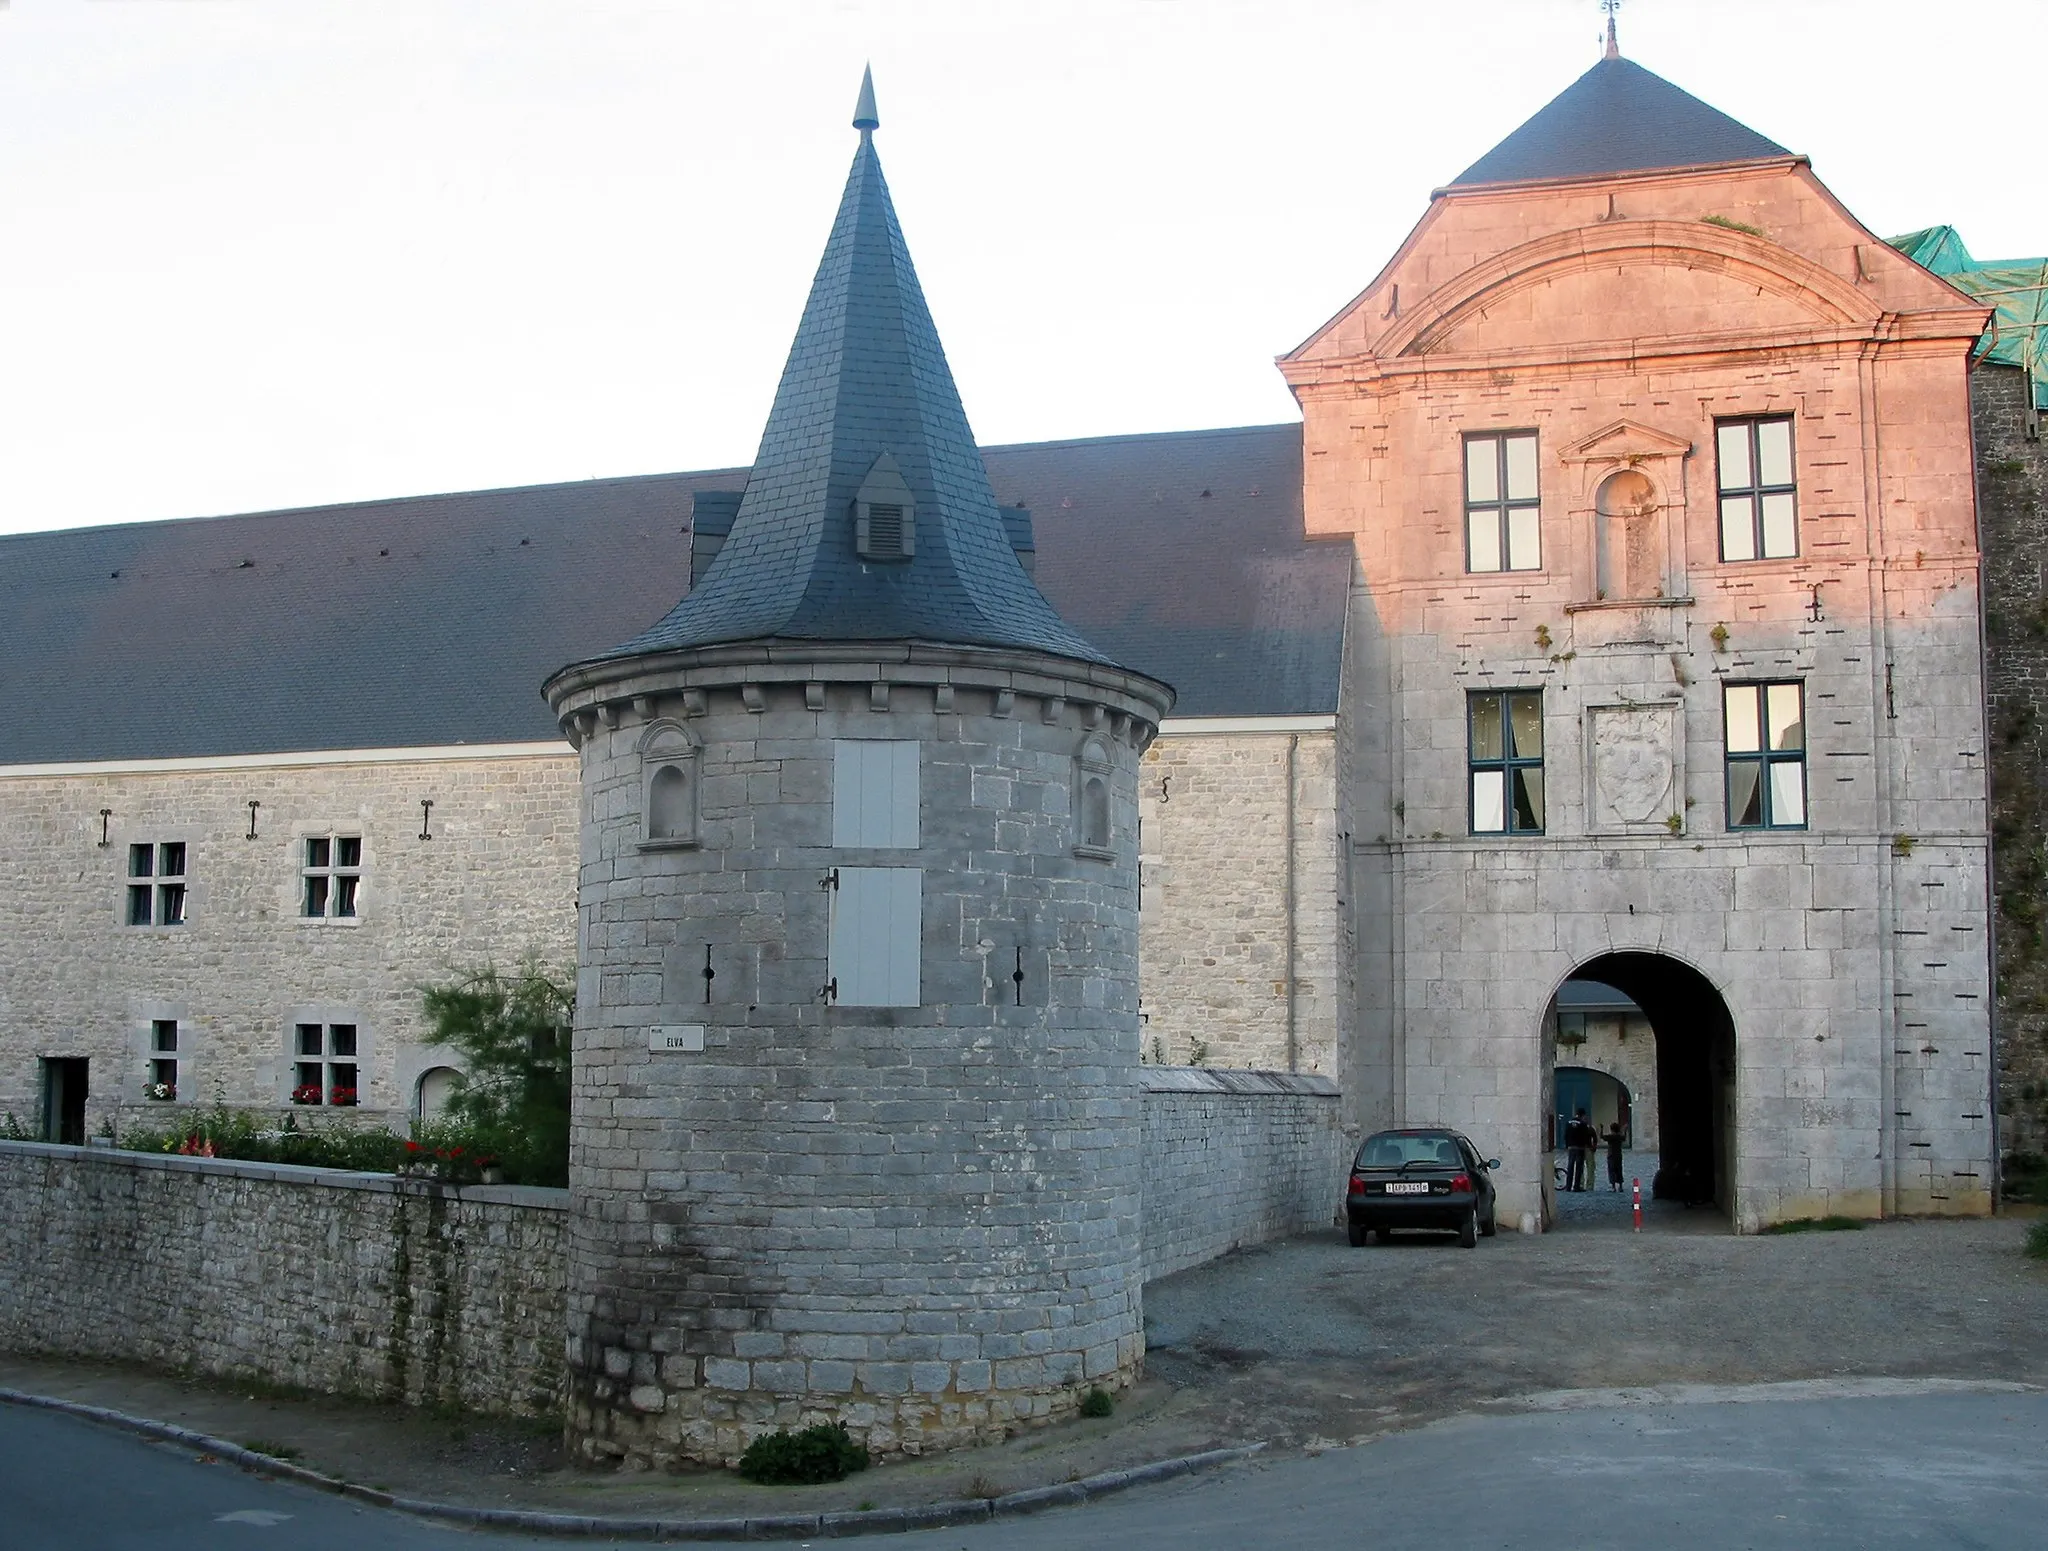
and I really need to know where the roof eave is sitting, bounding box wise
[1431,152,1808,201]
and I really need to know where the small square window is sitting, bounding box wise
[123,842,188,927]
[290,1022,365,1106]
[301,834,363,920]
[1464,432,1541,573]
[1716,416,1798,561]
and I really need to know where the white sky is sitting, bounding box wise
[1,0,2036,536]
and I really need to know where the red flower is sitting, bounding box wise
[405,1140,422,1153]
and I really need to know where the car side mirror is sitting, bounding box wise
[1487,1159,1501,1170]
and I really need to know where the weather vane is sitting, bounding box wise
[1600,0,1622,58]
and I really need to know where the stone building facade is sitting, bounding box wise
[0,746,576,1135]
[1281,50,1998,1228]
[1137,718,1349,1076]
[0,37,2031,1282]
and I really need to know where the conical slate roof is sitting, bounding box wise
[602,77,1112,666]
[1449,55,1790,188]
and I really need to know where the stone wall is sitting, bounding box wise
[0,1140,566,1417]
[1137,725,1348,1078]
[0,747,579,1134]
[1140,1067,1347,1280]
[1976,362,2048,1159]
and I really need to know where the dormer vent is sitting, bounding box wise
[854,453,916,561]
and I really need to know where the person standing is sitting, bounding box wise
[1565,1109,1593,1192]
[1604,1120,1626,1192]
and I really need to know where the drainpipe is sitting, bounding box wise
[1286,733,1299,1074]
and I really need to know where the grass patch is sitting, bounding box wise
[735,1424,867,1485]
[1077,1387,1114,1418]
[1759,1215,1866,1235]
[239,1439,302,1461]
[2027,1220,2048,1262]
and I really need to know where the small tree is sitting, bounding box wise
[420,961,573,1186]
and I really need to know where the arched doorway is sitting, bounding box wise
[1545,952,1736,1222]
[415,1064,462,1120]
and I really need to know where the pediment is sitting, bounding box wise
[1560,420,1694,464]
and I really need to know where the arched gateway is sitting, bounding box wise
[1545,954,1736,1222]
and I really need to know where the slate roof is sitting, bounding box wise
[602,98,1110,668]
[1449,55,1790,189]
[0,425,1347,765]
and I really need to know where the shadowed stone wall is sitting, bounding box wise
[1140,1068,1346,1280]
[1976,362,2048,1158]
[0,1141,566,1417]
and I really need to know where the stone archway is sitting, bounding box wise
[1545,951,1737,1224]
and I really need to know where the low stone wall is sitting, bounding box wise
[1140,1068,1348,1280]
[0,1141,566,1418]
[0,1078,1340,1419]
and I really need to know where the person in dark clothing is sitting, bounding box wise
[1604,1120,1626,1191]
[1565,1109,1593,1192]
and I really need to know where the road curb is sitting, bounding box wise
[0,1386,1263,1541]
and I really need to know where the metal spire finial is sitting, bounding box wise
[852,64,879,135]
[1601,0,1621,59]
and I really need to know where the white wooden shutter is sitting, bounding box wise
[829,867,922,1006]
[832,740,919,848]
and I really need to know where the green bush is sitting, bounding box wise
[420,962,572,1187]
[118,1106,410,1172]
[736,1424,869,1485]
[2027,1219,2048,1262]
[1078,1387,1114,1418]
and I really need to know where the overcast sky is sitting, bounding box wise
[1,0,2035,536]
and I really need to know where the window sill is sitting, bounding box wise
[637,837,702,853]
[1072,844,1116,863]
[1564,596,1694,614]
[295,916,363,926]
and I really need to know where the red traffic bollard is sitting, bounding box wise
[1632,1177,1643,1232]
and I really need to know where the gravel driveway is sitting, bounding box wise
[1143,1214,2048,1451]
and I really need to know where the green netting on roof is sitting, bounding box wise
[1890,226,2048,410]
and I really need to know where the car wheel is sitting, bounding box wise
[1459,1206,1477,1249]
[1347,1219,1366,1248]
[1479,1206,1497,1238]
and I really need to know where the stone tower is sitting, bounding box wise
[542,72,1173,1467]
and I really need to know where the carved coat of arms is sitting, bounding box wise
[1594,708,1674,824]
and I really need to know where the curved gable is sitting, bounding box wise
[1384,221,1881,361]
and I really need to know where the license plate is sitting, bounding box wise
[1384,1181,1430,1195]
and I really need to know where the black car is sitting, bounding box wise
[1345,1128,1500,1248]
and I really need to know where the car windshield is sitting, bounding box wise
[1356,1132,1464,1169]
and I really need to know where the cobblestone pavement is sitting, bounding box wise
[3,1214,2044,1518]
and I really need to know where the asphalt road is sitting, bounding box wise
[5,1386,2042,1550]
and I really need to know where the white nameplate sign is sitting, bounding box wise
[649,1025,705,1054]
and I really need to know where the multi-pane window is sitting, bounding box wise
[292,1022,359,1106]
[126,842,187,926]
[1464,431,1541,573]
[1469,690,1545,835]
[147,1020,179,1101]
[1725,682,1806,829]
[301,835,362,919]
[1716,415,1797,561]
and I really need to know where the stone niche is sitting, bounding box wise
[1585,701,1685,835]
